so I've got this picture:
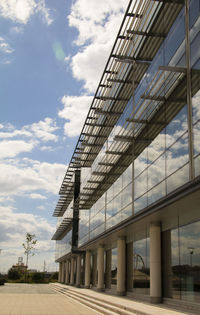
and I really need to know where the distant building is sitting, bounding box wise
[52,0,200,311]
[11,257,27,274]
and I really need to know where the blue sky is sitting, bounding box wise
[0,0,128,272]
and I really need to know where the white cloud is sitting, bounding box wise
[30,193,47,200]
[0,117,58,143]
[68,0,128,93]
[64,55,71,63]
[71,42,111,92]
[10,26,24,34]
[0,158,67,196]
[58,95,93,137]
[28,117,59,142]
[0,37,14,54]
[36,0,53,25]
[37,205,46,210]
[0,0,53,25]
[0,140,36,159]
[40,145,55,152]
[0,129,32,139]
[58,1,128,137]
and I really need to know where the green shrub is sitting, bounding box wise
[31,272,45,283]
[51,272,58,280]
[0,279,6,285]
[8,269,21,280]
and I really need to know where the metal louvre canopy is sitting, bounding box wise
[79,67,200,209]
[53,185,74,217]
[53,0,184,216]
[51,217,73,240]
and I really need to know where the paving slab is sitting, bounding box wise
[0,283,100,315]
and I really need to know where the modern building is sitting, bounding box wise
[52,0,200,310]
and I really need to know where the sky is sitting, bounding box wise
[0,0,129,272]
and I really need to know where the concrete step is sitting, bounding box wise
[61,288,135,315]
[51,285,118,315]
[52,284,139,315]
[50,284,190,315]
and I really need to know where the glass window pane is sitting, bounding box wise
[148,181,166,206]
[134,169,147,199]
[134,194,147,214]
[166,163,189,194]
[148,154,165,190]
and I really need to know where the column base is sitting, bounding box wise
[150,296,162,304]
[97,288,105,292]
[76,284,81,288]
[84,285,90,289]
[117,291,126,296]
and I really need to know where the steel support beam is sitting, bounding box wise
[107,78,135,84]
[127,30,166,38]
[95,96,129,102]
[151,0,184,3]
[126,118,165,125]
[85,122,113,128]
[72,170,81,251]
[81,143,103,148]
[99,84,112,88]
[158,65,186,73]
[141,95,187,103]
[126,13,142,18]
[185,0,194,180]
[81,133,107,139]
[106,150,132,156]
[95,109,123,116]
[112,54,152,63]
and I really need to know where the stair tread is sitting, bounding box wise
[53,285,137,315]
[54,287,136,315]
[55,288,119,315]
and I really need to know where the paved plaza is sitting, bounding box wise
[0,283,100,315]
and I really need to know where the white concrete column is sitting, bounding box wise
[61,261,65,283]
[76,255,81,287]
[126,242,133,292]
[85,250,91,288]
[58,262,62,283]
[150,222,162,304]
[70,257,75,285]
[105,249,111,289]
[97,246,104,291]
[65,260,70,284]
[117,237,126,295]
[92,253,97,287]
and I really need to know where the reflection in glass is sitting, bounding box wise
[164,221,200,303]
[148,181,165,205]
[133,237,150,295]
[111,248,117,289]
[166,163,189,194]
[134,194,148,214]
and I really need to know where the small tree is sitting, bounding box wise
[22,233,37,281]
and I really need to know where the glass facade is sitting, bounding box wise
[163,220,200,304]
[77,1,200,245]
[55,2,200,307]
[133,237,150,295]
